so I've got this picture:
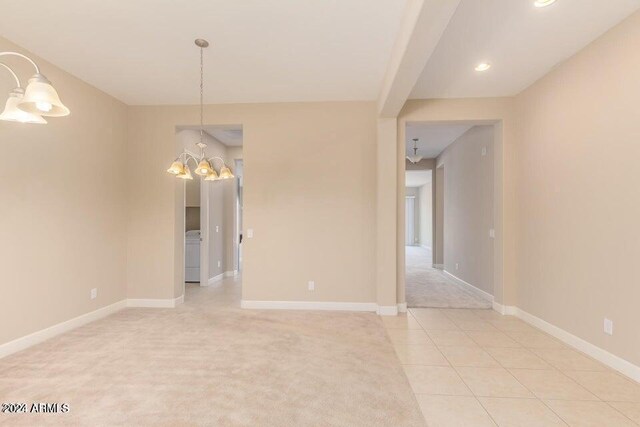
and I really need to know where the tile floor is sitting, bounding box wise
[384,307,640,426]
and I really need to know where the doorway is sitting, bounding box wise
[176,125,243,302]
[403,123,494,309]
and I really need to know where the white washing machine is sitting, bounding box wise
[185,230,200,282]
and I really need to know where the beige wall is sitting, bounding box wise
[0,37,128,346]
[126,102,377,303]
[437,125,494,295]
[418,180,432,249]
[513,11,640,366]
[434,166,444,265]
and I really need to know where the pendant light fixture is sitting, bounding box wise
[407,138,423,164]
[166,39,234,182]
[0,51,70,123]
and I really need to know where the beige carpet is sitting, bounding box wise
[405,246,492,309]
[0,277,425,426]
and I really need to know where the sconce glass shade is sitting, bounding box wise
[204,169,219,181]
[195,159,214,176]
[0,88,47,124]
[218,165,234,180]
[177,165,193,180]
[167,160,185,175]
[406,155,423,164]
[17,74,70,117]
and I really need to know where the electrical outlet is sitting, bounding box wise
[455,263,459,270]
[247,228,254,238]
[489,229,495,238]
[604,318,613,335]
[217,260,221,268]
[216,225,220,233]
[482,147,487,156]
[308,281,315,291]
[90,288,97,300]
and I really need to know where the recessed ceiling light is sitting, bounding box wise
[475,62,491,72]
[534,0,556,8]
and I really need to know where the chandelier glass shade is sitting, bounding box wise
[177,165,194,180]
[0,88,47,124]
[18,74,70,117]
[0,52,70,123]
[167,39,234,182]
[407,138,423,164]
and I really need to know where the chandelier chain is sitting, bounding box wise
[200,45,204,146]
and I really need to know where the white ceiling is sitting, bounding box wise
[406,170,432,187]
[406,123,472,159]
[0,0,406,105]
[410,0,640,99]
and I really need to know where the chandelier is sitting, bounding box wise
[166,39,234,181]
[0,51,70,123]
[406,138,423,164]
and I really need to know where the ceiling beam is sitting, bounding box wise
[377,0,460,118]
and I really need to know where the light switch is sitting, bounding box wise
[247,229,254,238]
[489,229,495,238]
[308,281,315,291]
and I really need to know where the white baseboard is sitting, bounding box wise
[377,305,399,316]
[433,263,444,270]
[442,270,494,302]
[397,302,408,313]
[126,295,183,308]
[491,304,640,383]
[515,307,640,383]
[492,301,517,315]
[224,270,238,277]
[207,273,224,285]
[0,300,127,359]
[241,300,404,316]
[241,300,381,312]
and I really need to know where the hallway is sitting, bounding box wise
[405,246,491,309]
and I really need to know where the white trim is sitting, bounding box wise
[377,305,399,316]
[397,302,408,313]
[490,303,640,383]
[432,263,444,270]
[224,270,238,277]
[492,301,517,316]
[241,300,378,312]
[513,307,640,383]
[207,273,224,285]
[442,270,494,302]
[0,300,126,359]
[126,295,183,308]
[241,300,404,316]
